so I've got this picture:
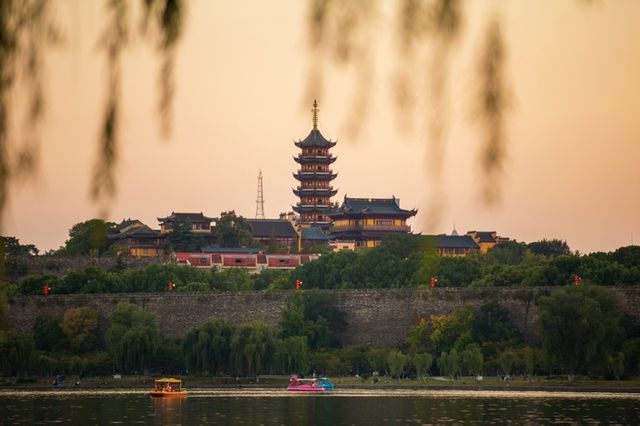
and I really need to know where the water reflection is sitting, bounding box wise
[1,389,639,425]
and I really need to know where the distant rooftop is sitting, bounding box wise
[246,219,298,238]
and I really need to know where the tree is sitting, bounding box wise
[438,256,482,287]
[527,239,571,257]
[498,349,516,375]
[61,307,99,353]
[0,333,35,377]
[472,301,521,351]
[214,211,254,248]
[279,292,308,339]
[0,291,7,344]
[429,305,475,354]
[462,344,484,376]
[485,241,528,265]
[230,321,278,376]
[0,236,39,255]
[438,349,461,378]
[277,336,310,374]
[406,318,431,354]
[607,352,624,380]
[612,246,640,269]
[33,314,66,352]
[107,303,161,374]
[538,285,624,376]
[183,319,234,376]
[59,219,115,256]
[303,292,347,348]
[387,350,409,378]
[167,220,206,252]
[412,352,433,378]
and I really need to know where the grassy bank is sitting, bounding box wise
[3,375,640,393]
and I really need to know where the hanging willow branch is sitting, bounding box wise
[474,17,509,206]
[305,0,375,139]
[92,0,184,214]
[0,0,57,228]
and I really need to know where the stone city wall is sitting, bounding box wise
[5,255,168,281]
[7,287,640,347]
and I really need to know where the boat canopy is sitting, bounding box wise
[154,378,182,384]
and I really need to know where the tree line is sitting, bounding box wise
[1,285,639,380]
[2,234,640,295]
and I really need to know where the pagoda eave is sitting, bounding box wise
[293,173,338,181]
[293,188,338,197]
[293,156,337,164]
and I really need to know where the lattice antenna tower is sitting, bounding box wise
[255,169,265,219]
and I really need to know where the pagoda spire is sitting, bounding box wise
[312,99,319,129]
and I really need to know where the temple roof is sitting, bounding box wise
[158,212,214,223]
[113,219,146,234]
[466,231,497,243]
[246,219,298,238]
[436,235,480,249]
[108,223,161,240]
[301,227,332,241]
[327,196,417,218]
[294,129,337,148]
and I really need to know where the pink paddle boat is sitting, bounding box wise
[287,375,325,392]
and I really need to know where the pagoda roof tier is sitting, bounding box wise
[294,129,337,148]
[293,172,337,181]
[293,155,337,164]
[293,188,338,197]
[295,203,332,209]
[292,205,332,214]
[326,196,417,219]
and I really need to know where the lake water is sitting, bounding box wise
[1,389,639,425]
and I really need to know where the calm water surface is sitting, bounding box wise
[1,389,639,425]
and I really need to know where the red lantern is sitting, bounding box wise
[430,277,438,288]
[295,279,302,290]
[573,275,581,286]
[167,282,176,291]
[43,285,50,295]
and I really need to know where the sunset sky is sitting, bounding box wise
[4,0,640,254]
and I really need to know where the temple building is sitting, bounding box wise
[158,212,214,233]
[246,218,300,251]
[157,212,216,246]
[292,100,338,229]
[326,196,417,248]
[108,219,165,257]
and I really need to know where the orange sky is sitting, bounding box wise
[4,0,640,253]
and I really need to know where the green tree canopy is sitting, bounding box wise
[59,219,115,256]
[538,285,624,376]
[107,303,161,373]
[214,211,253,248]
[183,319,234,376]
[61,307,99,353]
[430,305,475,354]
[1,236,39,256]
[33,314,66,352]
[167,220,207,252]
[527,239,571,257]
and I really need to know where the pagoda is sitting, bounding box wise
[292,100,338,228]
